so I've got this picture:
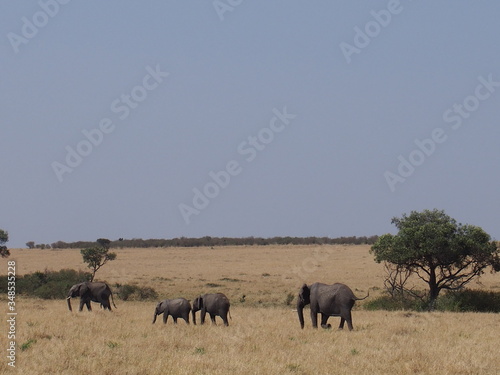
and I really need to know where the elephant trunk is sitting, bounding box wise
[152,312,158,324]
[297,300,305,329]
[67,296,72,312]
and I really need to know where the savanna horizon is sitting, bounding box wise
[2,245,499,374]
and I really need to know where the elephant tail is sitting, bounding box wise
[354,290,370,301]
[229,309,232,320]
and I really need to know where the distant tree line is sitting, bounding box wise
[26,241,52,249]
[45,236,379,249]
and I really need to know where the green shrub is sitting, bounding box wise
[437,290,500,313]
[364,295,426,311]
[115,284,137,301]
[365,290,500,312]
[114,283,158,301]
[137,286,158,300]
[16,271,48,293]
[0,269,91,299]
[20,339,37,352]
[34,282,66,299]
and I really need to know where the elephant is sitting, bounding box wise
[192,293,231,326]
[67,282,116,312]
[297,282,368,330]
[152,298,191,325]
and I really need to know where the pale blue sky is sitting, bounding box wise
[1,1,499,248]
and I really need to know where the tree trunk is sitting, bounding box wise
[428,266,439,311]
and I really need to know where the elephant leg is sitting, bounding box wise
[320,313,331,329]
[345,311,353,331]
[310,310,318,328]
[163,313,168,324]
[209,313,216,325]
[339,310,353,330]
[200,310,206,325]
[173,317,178,324]
[221,313,229,327]
[81,299,91,312]
[183,315,190,325]
[338,317,345,329]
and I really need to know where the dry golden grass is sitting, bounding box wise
[2,245,499,374]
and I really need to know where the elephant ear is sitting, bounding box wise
[298,284,310,305]
[197,296,203,309]
[79,283,89,296]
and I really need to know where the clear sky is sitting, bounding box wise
[1,1,499,248]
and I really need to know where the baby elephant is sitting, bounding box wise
[152,298,191,325]
[192,293,231,326]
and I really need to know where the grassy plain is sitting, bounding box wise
[1,245,499,374]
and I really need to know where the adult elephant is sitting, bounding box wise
[67,282,116,312]
[192,293,231,326]
[152,298,191,325]
[297,282,368,330]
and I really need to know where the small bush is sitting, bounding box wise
[137,286,158,300]
[20,339,37,352]
[115,284,158,301]
[107,341,119,349]
[0,269,91,299]
[365,290,500,312]
[364,295,426,311]
[34,282,67,299]
[115,284,137,301]
[437,290,500,313]
[194,347,206,355]
[286,364,301,372]
[15,271,47,293]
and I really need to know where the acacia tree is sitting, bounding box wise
[96,238,111,249]
[371,209,500,309]
[0,229,9,258]
[80,245,116,282]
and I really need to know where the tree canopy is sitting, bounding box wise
[80,246,117,282]
[371,209,500,309]
[0,229,10,258]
